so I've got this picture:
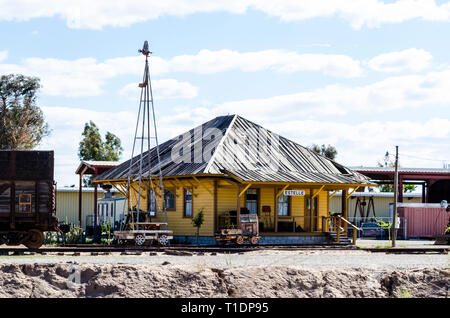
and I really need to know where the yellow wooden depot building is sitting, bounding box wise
[95,115,374,244]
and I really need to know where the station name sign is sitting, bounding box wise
[283,190,305,196]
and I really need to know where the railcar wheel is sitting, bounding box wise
[24,229,45,249]
[135,234,146,246]
[235,236,244,245]
[158,235,169,246]
[250,236,259,245]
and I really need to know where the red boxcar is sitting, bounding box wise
[397,203,449,238]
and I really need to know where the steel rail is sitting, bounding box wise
[0,245,447,255]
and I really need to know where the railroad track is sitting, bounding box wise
[0,244,448,255]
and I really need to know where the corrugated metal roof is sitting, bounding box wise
[96,115,234,181]
[56,187,118,193]
[333,191,422,198]
[96,115,370,185]
[352,166,450,174]
[207,116,369,184]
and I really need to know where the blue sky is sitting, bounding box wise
[1,1,450,186]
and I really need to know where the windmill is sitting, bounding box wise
[115,41,172,246]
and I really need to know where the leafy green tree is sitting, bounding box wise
[104,132,122,161]
[78,121,123,186]
[0,74,49,149]
[78,121,104,161]
[310,144,338,160]
[191,209,204,246]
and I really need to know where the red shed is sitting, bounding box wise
[397,203,449,238]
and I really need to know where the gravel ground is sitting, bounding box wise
[0,250,448,271]
[357,239,448,248]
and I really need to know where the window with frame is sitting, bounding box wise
[164,188,176,210]
[246,189,258,214]
[19,194,32,213]
[277,193,290,216]
[184,188,193,218]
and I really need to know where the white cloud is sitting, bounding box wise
[0,57,117,96]
[266,117,450,168]
[155,49,363,78]
[89,49,363,78]
[0,49,364,97]
[0,0,250,30]
[1,1,450,29]
[206,68,450,121]
[368,48,433,73]
[0,50,7,62]
[10,47,440,99]
[252,0,450,28]
[120,79,199,100]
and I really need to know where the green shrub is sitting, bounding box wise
[44,232,58,246]
[65,225,83,244]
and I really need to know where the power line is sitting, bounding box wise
[399,153,448,162]
[385,151,448,163]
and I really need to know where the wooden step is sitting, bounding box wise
[326,232,352,245]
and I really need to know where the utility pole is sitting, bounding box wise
[392,145,399,247]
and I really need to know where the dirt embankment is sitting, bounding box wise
[0,263,448,298]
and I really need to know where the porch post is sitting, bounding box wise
[309,188,313,231]
[214,180,218,232]
[342,189,348,233]
[274,187,278,233]
[236,184,241,228]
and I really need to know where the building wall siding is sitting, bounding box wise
[57,185,425,237]
[56,191,95,227]
[329,195,422,218]
[147,179,216,236]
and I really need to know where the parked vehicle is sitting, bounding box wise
[360,222,386,238]
[0,151,59,249]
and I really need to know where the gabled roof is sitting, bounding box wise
[76,160,121,175]
[95,115,370,185]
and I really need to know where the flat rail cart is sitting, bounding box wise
[0,150,59,249]
[215,213,261,245]
[115,222,173,246]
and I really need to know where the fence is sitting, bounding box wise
[347,216,407,240]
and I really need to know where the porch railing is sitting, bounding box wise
[261,215,325,233]
[322,215,360,245]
